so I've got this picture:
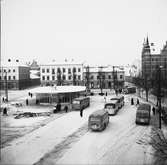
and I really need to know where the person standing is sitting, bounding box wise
[152,107,155,115]
[3,107,7,116]
[136,98,140,105]
[26,99,29,106]
[64,106,68,113]
[131,98,134,105]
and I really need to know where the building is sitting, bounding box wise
[40,60,84,86]
[83,66,125,89]
[0,60,31,90]
[142,37,167,88]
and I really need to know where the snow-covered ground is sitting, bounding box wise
[1,94,155,165]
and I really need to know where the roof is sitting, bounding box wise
[29,86,86,94]
[74,97,89,101]
[138,104,151,111]
[1,60,29,68]
[90,109,107,117]
[110,96,124,100]
[105,100,118,104]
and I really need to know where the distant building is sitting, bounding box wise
[0,60,31,90]
[141,37,167,87]
[40,60,84,86]
[83,66,125,89]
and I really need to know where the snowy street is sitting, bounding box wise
[1,94,154,165]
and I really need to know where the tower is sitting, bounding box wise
[142,36,151,56]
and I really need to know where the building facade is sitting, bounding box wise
[0,61,31,90]
[83,66,125,89]
[142,37,167,88]
[40,61,84,86]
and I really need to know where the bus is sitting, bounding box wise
[110,96,125,109]
[72,97,90,110]
[135,103,151,125]
[88,109,109,131]
[124,87,136,94]
[104,100,119,115]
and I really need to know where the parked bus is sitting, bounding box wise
[110,96,125,109]
[124,87,136,94]
[88,109,109,131]
[104,100,119,115]
[72,97,90,110]
[135,103,151,125]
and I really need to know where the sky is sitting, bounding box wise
[1,0,167,66]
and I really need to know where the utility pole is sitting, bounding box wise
[85,66,90,92]
[158,66,163,129]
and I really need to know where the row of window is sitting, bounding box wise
[0,76,16,80]
[88,75,123,80]
[0,69,16,73]
[42,75,81,81]
[42,67,81,74]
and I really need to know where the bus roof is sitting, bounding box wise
[105,100,118,104]
[73,97,89,101]
[110,96,124,100]
[137,103,151,111]
[89,109,107,117]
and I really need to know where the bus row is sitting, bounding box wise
[104,96,125,115]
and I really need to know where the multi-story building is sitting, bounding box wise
[0,60,31,90]
[40,60,84,86]
[142,37,167,88]
[83,66,125,89]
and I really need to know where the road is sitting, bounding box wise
[35,95,154,165]
[1,94,154,165]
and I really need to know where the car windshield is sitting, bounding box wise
[90,117,101,122]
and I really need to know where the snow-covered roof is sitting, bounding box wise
[29,86,86,94]
[1,60,29,68]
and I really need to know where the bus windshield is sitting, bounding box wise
[105,104,115,109]
[72,100,80,104]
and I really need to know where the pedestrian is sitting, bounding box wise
[136,98,139,105]
[64,106,68,113]
[2,97,4,102]
[131,98,134,105]
[80,108,83,117]
[26,99,28,106]
[106,92,107,96]
[3,107,7,116]
[152,107,155,115]
[30,93,33,98]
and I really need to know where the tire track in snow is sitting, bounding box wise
[34,122,88,165]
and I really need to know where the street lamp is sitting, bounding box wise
[158,65,163,129]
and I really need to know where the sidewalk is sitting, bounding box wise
[0,96,104,165]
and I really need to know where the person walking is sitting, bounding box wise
[136,98,140,105]
[152,107,156,115]
[80,108,83,117]
[26,99,29,106]
[131,98,134,105]
[3,107,7,116]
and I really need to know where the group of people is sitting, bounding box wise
[131,98,139,105]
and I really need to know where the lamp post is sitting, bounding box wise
[158,66,163,129]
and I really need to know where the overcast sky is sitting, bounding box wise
[1,0,167,66]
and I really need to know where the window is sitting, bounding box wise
[68,76,71,80]
[13,69,15,72]
[42,76,45,80]
[47,68,49,73]
[68,68,71,74]
[52,76,55,80]
[47,76,49,80]
[8,69,11,73]
[13,76,15,80]
[97,76,99,79]
[102,75,105,79]
[4,69,6,72]
[42,69,45,73]
[91,75,94,79]
[63,68,66,73]
[8,76,11,80]
[78,68,81,72]
[108,75,111,79]
[52,69,55,74]
[120,75,123,79]
[73,67,76,73]
[4,76,7,80]
[0,69,1,73]
[78,75,81,80]
[63,75,66,80]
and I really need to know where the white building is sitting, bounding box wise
[0,60,30,90]
[40,60,84,86]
